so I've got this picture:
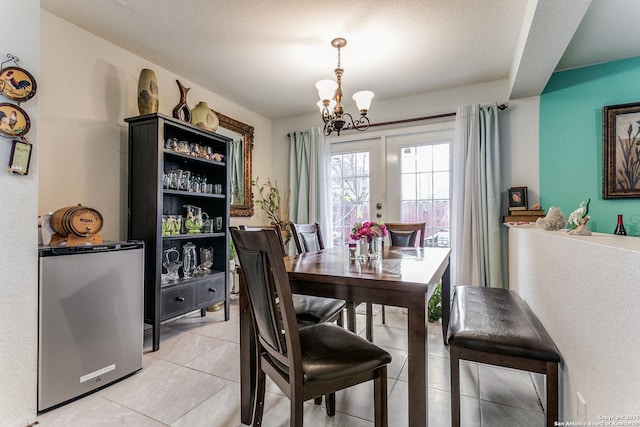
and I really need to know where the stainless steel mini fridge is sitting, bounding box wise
[38,241,144,412]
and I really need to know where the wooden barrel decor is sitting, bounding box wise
[50,205,104,237]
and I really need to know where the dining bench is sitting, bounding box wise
[446,285,561,427]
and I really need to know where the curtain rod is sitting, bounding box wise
[362,103,508,130]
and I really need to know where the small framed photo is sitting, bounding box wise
[508,187,528,211]
[8,139,32,175]
[603,102,640,198]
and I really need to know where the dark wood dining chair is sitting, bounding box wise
[239,225,346,328]
[380,222,426,324]
[230,228,391,426]
[290,222,325,253]
[290,222,368,338]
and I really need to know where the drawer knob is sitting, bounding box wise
[175,296,185,302]
[208,287,217,292]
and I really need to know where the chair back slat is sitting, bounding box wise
[238,224,286,252]
[291,223,324,254]
[384,222,426,247]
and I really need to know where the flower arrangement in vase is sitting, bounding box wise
[351,221,387,261]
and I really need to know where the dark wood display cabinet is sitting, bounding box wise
[126,113,231,351]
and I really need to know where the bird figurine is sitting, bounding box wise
[4,70,31,92]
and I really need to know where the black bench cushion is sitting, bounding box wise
[447,286,561,362]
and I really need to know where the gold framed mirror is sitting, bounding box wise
[214,111,254,217]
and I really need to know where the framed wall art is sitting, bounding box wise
[0,102,30,138]
[8,139,32,175]
[603,102,640,198]
[0,66,37,102]
[508,186,528,211]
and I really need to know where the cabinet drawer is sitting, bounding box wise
[196,273,225,306]
[162,285,196,319]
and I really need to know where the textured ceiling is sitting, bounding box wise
[40,0,640,120]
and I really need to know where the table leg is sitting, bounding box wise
[239,270,256,425]
[366,302,374,342]
[407,291,427,427]
[441,263,451,342]
[346,301,357,332]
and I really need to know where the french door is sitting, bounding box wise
[330,123,453,247]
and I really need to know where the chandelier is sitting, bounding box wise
[315,38,374,136]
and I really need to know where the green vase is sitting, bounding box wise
[190,101,219,132]
[137,68,159,115]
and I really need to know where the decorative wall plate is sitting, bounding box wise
[0,66,37,102]
[0,103,30,137]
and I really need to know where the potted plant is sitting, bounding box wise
[252,177,291,245]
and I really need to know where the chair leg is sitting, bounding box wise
[546,361,559,427]
[449,346,461,427]
[254,368,266,427]
[291,391,304,427]
[374,366,388,427]
[381,305,386,324]
[314,397,322,405]
[366,302,374,342]
[336,310,344,328]
[325,392,336,416]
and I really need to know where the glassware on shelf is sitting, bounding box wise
[189,142,200,157]
[179,170,191,191]
[182,242,197,278]
[168,215,182,235]
[162,247,182,283]
[183,205,203,233]
[169,169,182,190]
[161,215,170,236]
[177,140,189,153]
[195,246,214,275]
[165,137,178,151]
[214,216,223,232]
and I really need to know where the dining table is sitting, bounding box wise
[239,244,451,427]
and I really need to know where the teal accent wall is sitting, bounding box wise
[540,56,640,234]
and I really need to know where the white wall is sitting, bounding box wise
[0,2,40,425]
[0,10,274,425]
[39,11,273,237]
[509,226,640,421]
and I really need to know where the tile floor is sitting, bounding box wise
[36,301,546,426]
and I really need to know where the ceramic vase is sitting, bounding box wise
[137,68,159,115]
[190,101,219,132]
[172,80,191,123]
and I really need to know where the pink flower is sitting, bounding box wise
[351,221,388,241]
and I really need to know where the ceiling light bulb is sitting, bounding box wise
[352,91,374,114]
[315,79,338,103]
[317,99,336,113]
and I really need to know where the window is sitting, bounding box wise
[331,151,371,245]
[400,142,450,246]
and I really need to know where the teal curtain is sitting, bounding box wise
[451,104,503,288]
[288,128,332,245]
[289,130,312,224]
[229,139,243,205]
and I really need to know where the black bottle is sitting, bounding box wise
[614,214,627,235]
